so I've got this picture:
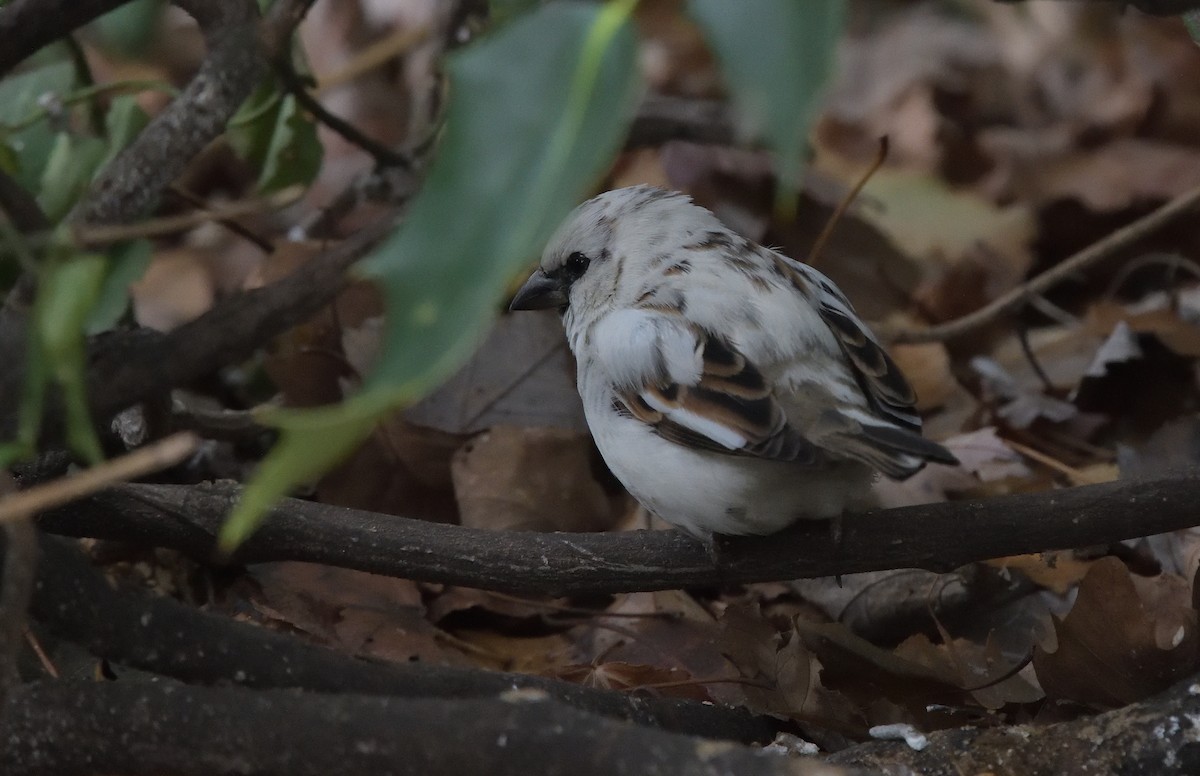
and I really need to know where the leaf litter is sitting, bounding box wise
[87,0,1200,755]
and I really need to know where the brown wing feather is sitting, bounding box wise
[780,260,922,431]
[614,333,821,465]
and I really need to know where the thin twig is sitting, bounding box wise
[314,24,432,95]
[884,182,1200,344]
[167,185,276,253]
[807,137,888,268]
[0,432,198,524]
[273,52,412,169]
[22,627,59,679]
[1015,322,1054,392]
[1103,252,1200,300]
[70,187,302,246]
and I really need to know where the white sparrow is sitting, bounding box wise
[510,185,957,542]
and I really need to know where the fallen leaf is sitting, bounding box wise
[1033,557,1200,708]
[451,425,616,532]
[405,309,587,434]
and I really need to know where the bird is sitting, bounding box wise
[509,185,957,546]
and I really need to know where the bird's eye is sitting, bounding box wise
[564,251,591,279]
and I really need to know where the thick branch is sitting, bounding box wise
[37,474,1200,596]
[0,681,873,776]
[0,0,133,77]
[74,0,265,226]
[87,220,391,421]
[0,219,391,440]
[830,671,1200,774]
[28,534,782,746]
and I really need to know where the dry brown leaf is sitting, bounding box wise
[987,553,1094,596]
[316,422,461,522]
[405,310,586,434]
[895,631,1042,710]
[1015,140,1200,212]
[1033,557,1200,708]
[451,425,615,532]
[1089,299,1200,359]
[554,661,713,702]
[794,619,966,711]
[579,591,743,705]
[244,562,469,665]
[131,249,216,332]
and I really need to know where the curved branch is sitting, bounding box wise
[87,219,392,421]
[0,217,392,440]
[884,182,1200,344]
[273,52,413,169]
[37,474,1200,596]
[74,0,265,226]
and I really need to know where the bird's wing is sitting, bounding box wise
[786,259,923,430]
[772,257,959,475]
[591,308,821,464]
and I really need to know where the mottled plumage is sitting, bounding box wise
[510,185,957,540]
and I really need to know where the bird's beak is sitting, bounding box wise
[509,270,567,311]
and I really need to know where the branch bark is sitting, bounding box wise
[74,0,265,226]
[36,474,1200,596]
[28,534,784,746]
[0,680,874,776]
[829,671,1200,774]
[0,218,392,440]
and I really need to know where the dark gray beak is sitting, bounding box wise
[509,269,567,311]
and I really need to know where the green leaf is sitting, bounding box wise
[0,61,78,190]
[37,132,109,222]
[86,239,152,335]
[687,0,845,192]
[227,82,284,169]
[0,442,34,470]
[36,253,109,464]
[1185,11,1200,46]
[490,0,543,26]
[221,0,642,551]
[228,83,323,194]
[91,0,168,57]
[101,95,151,170]
[257,94,323,193]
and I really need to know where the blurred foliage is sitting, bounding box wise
[222,0,643,549]
[91,0,168,58]
[0,61,79,191]
[0,0,847,542]
[687,0,844,207]
[1185,10,1200,44]
[228,82,323,194]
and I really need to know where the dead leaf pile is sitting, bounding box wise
[83,0,1200,756]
